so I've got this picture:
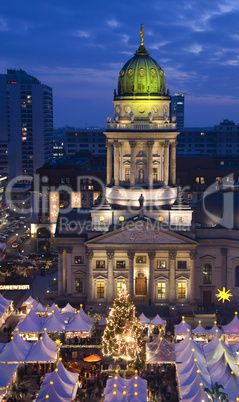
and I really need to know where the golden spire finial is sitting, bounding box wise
[140,24,144,46]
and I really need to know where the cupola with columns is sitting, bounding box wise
[104,25,179,208]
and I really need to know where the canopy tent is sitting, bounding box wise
[0,293,12,309]
[222,312,239,334]
[33,302,47,314]
[40,312,66,333]
[207,322,223,336]
[47,303,61,314]
[83,354,101,362]
[146,335,175,363]
[79,306,94,324]
[61,303,76,313]
[192,322,208,335]
[15,309,43,333]
[0,362,17,390]
[65,312,93,333]
[36,361,78,401]
[174,320,191,336]
[21,296,38,311]
[150,314,165,326]
[139,313,150,325]
[104,372,147,402]
[0,333,32,363]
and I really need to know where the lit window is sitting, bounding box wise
[96,260,105,269]
[75,278,83,293]
[97,283,104,298]
[125,168,130,181]
[178,283,186,299]
[153,168,157,182]
[136,256,146,263]
[157,260,166,269]
[116,261,126,268]
[157,283,166,299]
[74,256,84,264]
[203,263,212,284]
[188,193,193,201]
[117,282,124,294]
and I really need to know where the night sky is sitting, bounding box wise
[1,0,239,128]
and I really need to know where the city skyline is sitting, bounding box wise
[1,0,239,128]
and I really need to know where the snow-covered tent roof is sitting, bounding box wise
[36,362,78,401]
[65,312,92,332]
[79,306,94,324]
[0,293,12,309]
[21,296,35,306]
[192,322,208,335]
[33,302,46,313]
[146,335,175,363]
[25,337,57,363]
[174,319,191,335]
[222,312,239,334]
[175,338,204,364]
[139,313,150,325]
[61,303,76,313]
[0,362,17,389]
[47,303,61,313]
[15,309,43,333]
[0,333,32,363]
[104,372,147,402]
[207,322,223,335]
[40,312,66,332]
[150,314,165,326]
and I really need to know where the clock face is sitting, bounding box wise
[139,68,145,76]
[151,68,156,76]
[128,68,133,76]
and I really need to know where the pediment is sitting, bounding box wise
[86,221,197,245]
[199,254,216,260]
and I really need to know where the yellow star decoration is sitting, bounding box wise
[216,287,233,303]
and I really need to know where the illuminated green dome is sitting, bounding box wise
[118,44,166,97]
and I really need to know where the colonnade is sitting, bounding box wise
[106,140,177,187]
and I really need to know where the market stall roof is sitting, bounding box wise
[139,313,150,325]
[25,337,57,363]
[150,314,165,326]
[222,312,239,334]
[21,296,38,310]
[99,317,107,326]
[0,293,12,309]
[207,323,223,335]
[42,331,59,351]
[33,302,47,313]
[40,312,66,332]
[174,319,191,335]
[47,303,61,313]
[65,312,92,332]
[79,306,94,324]
[37,362,78,401]
[61,303,76,313]
[104,372,147,402]
[15,309,43,333]
[0,362,17,389]
[146,335,175,363]
[192,322,208,335]
[0,333,32,363]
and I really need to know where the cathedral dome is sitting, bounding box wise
[117,30,166,97]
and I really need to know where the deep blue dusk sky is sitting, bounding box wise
[1,0,239,128]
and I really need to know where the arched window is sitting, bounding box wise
[235,266,239,287]
[203,263,212,284]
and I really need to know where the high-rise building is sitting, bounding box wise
[0,69,53,179]
[170,92,185,131]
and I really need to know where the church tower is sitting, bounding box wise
[105,25,178,208]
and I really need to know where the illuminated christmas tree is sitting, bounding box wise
[102,282,143,367]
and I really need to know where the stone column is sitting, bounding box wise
[107,251,114,302]
[221,248,228,288]
[127,252,135,297]
[62,249,67,294]
[86,252,94,302]
[129,141,137,187]
[170,141,177,185]
[66,246,72,295]
[147,141,154,187]
[114,142,120,186]
[169,251,177,302]
[106,141,112,186]
[148,252,156,303]
[57,247,64,295]
[163,142,169,186]
[190,251,197,303]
